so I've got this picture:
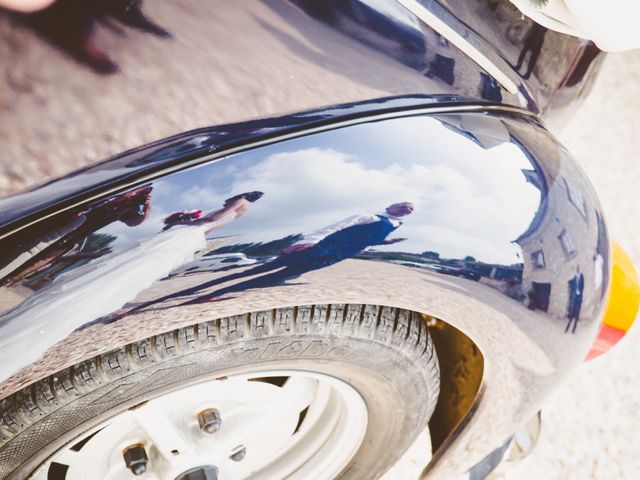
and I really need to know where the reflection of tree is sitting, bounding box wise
[360,251,432,265]
[70,232,117,255]
[210,234,303,258]
[23,233,116,290]
[2,185,152,288]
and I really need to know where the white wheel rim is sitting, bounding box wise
[31,371,368,480]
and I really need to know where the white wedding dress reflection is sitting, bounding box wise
[0,192,262,382]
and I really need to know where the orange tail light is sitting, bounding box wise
[586,241,640,360]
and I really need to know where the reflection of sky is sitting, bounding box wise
[102,116,541,265]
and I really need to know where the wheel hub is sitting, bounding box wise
[32,371,368,480]
[175,465,218,480]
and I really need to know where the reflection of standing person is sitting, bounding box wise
[0,191,263,383]
[565,266,585,333]
[514,23,547,80]
[162,191,263,231]
[151,202,414,305]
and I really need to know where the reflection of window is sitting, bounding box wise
[558,230,576,259]
[531,250,545,269]
[530,282,551,312]
[563,178,587,219]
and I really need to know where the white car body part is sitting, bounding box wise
[510,0,640,51]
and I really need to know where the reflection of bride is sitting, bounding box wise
[0,191,263,382]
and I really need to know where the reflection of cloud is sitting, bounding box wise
[94,117,539,264]
[168,143,539,264]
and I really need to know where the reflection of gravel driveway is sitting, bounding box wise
[0,0,443,197]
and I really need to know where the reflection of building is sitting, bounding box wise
[510,124,601,320]
[351,114,604,326]
[432,113,604,323]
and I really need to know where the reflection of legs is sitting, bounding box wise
[571,301,582,333]
[136,257,289,311]
[523,45,541,79]
[198,258,288,287]
[187,259,333,303]
[564,317,574,333]
[189,266,304,302]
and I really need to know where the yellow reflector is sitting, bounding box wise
[587,242,639,360]
[603,241,640,332]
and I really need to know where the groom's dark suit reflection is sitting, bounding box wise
[154,202,414,305]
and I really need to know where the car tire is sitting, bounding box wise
[0,303,439,480]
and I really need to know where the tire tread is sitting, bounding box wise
[0,303,439,478]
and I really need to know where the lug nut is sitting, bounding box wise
[123,443,149,476]
[197,408,222,433]
[230,446,246,462]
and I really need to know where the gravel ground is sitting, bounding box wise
[1,6,640,477]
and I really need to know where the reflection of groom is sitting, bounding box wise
[565,266,585,334]
[160,202,414,304]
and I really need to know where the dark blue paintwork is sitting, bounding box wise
[0,1,610,479]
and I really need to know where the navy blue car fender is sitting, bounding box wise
[0,105,608,478]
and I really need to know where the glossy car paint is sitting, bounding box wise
[0,109,609,478]
[0,1,602,198]
[0,0,610,479]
